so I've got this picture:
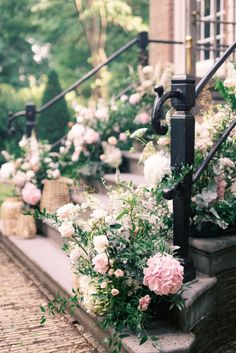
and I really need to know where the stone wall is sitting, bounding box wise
[191,268,236,353]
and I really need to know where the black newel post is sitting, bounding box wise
[170,74,196,283]
[25,102,36,138]
[137,31,149,66]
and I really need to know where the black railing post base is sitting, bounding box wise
[25,102,36,138]
[181,257,196,283]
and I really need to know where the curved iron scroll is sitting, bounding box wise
[151,85,182,134]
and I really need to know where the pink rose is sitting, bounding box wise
[143,253,183,296]
[119,133,127,141]
[92,253,109,274]
[108,136,117,145]
[84,128,100,144]
[111,288,119,296]
[134,112,150,125]
[138,295,151,311]
[58,221,74,238]
[114,269,124,277]
[21,182,41,206]
[129,93,141,105]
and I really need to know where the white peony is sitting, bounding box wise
[223,78,236,88]
[93,235,109,253]
[0,162,15,180]
[51,169,60,179]
[144,153,171,186]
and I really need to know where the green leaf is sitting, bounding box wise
[40,305,46,313]
[110,223,122,229]
[40,316,46,325]
[139,335,148,345]
[116,208,129,220]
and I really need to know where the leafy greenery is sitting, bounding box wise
[37,69,71,143]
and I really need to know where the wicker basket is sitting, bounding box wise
[40,179,70,213]
[15,213,36,239]
[1,197,23,236]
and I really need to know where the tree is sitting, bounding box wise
[37,69,71,143]
[0,0,48,88]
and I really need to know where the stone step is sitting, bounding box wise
[104,172,146,188]
[122,151,143,176]
[0,233,202,353]
[39,191,111,248]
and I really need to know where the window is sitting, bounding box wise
[197,0,225,62]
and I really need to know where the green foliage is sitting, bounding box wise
[37,69,71,143]
[215,79,236,111]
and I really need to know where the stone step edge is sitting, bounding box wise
[0,233,197,353]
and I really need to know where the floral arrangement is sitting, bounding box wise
[215,64,236,111]
[0,133,61,208]
[56,63,173,181]
[133,100,236,235]
[191,103,236,234]
[36,182,184,351]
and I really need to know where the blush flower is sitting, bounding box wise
[92,253,109,274]
[143,253,183,296]
[134,112,150,125]
[111,288,119,296]
[93,235,109,253]
[56,203,75,220]
[21,182,41,206]
[138,295,151,311]
[84,128,100,144]
[58,221,75,238]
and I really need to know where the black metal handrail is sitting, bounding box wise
[7,31,184,137]
[161,41,236,200]
[151,41,236,282]
[195,41,236,98]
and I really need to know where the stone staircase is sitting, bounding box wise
[1,150,236,353]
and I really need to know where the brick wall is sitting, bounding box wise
[149,0,174,66]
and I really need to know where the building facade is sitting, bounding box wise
[149,0,236,78]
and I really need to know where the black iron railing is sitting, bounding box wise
[152,40,236,282]
[7,31,183,138]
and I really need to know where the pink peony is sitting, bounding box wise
[92,253,109,275]
[138,295,151,311]
[134,112,150,125]
[119,133,127,141]
[114,269,124,277]
[143,253,183,296]
[21,182,41,206]
[84,128,100,144]
[108,136,117,145]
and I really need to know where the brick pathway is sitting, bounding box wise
[0,244,104,353]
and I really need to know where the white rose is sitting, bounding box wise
[26,170,35,181]
[144,153,170,186]
[56,203,75,219]
[120,95,128,103]
[21,162,31,171]
[142,65,154,74]
[59,146,66,154]
[51,169,60,179]
[0,162,15,180]
[93,235,109,253]
[67,124,85,141]
[58,221,74,238]
[44,157,52,164]
[70,247,81,264]
[19,136,28,148]
[13,171,26,187]
[223,78,236,88]
[91,209,108,219]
